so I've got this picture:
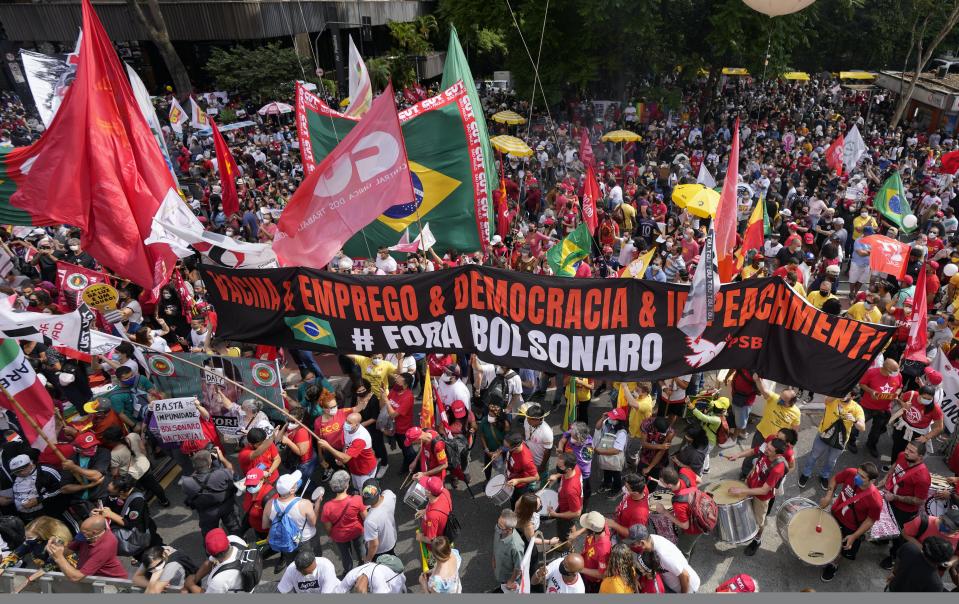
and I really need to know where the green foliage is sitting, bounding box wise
[205,42,310,103]
[217,107,237,123]
[388,15,439,55]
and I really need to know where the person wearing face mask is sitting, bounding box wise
[850,358,902,456]
[880,439,932,570]
[806,277,837,309]
[116,287,143,332]
[57,237,97,269]
[276,406,315,477]
[312,391,352,481]
[728,438,788,557]
[890,386,944,464]
[798,392,865,490]
[263,470,322,573]
[436,364,472,414]
[0,454,66,521]
[426,352,455,377]
[346,353,396,397]
[45,516,128,581]
[60,431,110,511]
[849,226,874,299]
[96,474,162,558]
[318,413,378,492]
[846,292,881,324]
[240,468,275,543]
[818,462,883,582]
[545,452,584,546]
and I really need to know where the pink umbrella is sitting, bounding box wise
[257,101,293,116]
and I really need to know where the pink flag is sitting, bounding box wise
[273,84,414,269]
[582,164,600,233]
[579,127,595,168]
[904,264,928,363]
[715,118,740,282]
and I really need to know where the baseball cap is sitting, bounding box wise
[422,476,444,497]
[711,396,731,410]
[244,468,265,486]
[753,253,764,261]
[8,454,31,471]
[450,400,468,419]
[361,478,381,505]
[276,470,302,496]
[404,426,423,447]
[443,364,461,378]
[606,407,628,422]
[72,432,99,453]
[204,528,230,556]
[803,233,814,244]
[716,573,758,593]
[902,275,914,286]
[82,400,103,415]
[923,367,943,385]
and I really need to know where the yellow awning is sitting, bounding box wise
[722,67,750,76]
[490,135,533,157]
[491,110,527,125]
[839,71,876,80]
[600,129,642,143]
[783,71,810,81]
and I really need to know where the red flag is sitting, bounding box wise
[209,119,240,216]
[579,127,595,168]
[10,0,177,297]
[905,264,929,362]
[0,339,56,452]
[940,149,959,175]
[860,235,910,280]
[56,261,112,309]
[825,134,845,176]
[413,82,428,101]
[582,164,600,233]
[402,87,419,105]
[715,118,740,282]
[273,84,414,269]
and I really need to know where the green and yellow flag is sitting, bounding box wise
[563,379,577,431]
[874,172,914,232]
[547,224,592,277]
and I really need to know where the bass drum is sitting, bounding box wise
[776,497,841,567]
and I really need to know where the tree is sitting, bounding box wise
[125,0,191,98]
[205,42,311,102]
[890,0,959,127]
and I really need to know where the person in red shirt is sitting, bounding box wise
[818,463,883,582]
[276,406,315,476]
[880,440,932,570]
[546,452,583,544]
[852,359,902,457]
[608,473,649,539]
[425,353,454,379]
[654,467,704,558]
[726,369,759,442]
[406,427,448,482]
[384,371,416,470]
[313,392,353,479]
[241,468,275,540]
[729,438,788,557]
[415,476,451,550]
[900,508,959,552]
[319,413,378,491]
[569,511,611,593]
[503,432,539,506]
[46,516,128,581]
[320,470,367,573]
[237,427,281,484]
[890,387,945,463]
[727,428,798,483]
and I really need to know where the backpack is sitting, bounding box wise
[267,497,304,553]
[674,488,719,534]
[442,510,462,543]
[716,415,730,446]
[112,492,152,557]
[481,375,508,410]
[210,546,262,593]
[440,435,468,471]
[167,549,199,576]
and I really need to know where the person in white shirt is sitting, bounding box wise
[361,480,398,561]
[539,554,586,593]
[374,246,398,275]
[336,558,407,593]
[522,403,553,473]
[501,366,524,411]
[278,551,339,593]
[201,530,248,593]
[608,184,623,207]
[627,525,700,593]
[436,366,472,412]
[386,353,416,375]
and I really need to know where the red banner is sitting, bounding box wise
[582,164,600,233]
[861,235,909,280]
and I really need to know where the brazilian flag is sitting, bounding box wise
[284,315,336,347]
[547,224,592,277]
[874,171,914,233]
[298,83,493,258]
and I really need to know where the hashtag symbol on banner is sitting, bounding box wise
[351,328,374,352]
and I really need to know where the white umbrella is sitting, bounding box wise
[257,101,293,116]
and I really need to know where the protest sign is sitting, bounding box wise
[152,397,203,443]
[931,353,959,433]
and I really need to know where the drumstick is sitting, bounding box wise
[536,478,555,495]
[816,507,823,533]
[545,539,570,555]
[399,471,414,491]
[482,456,498,473]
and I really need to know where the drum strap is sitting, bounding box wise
[887,462,927,495]
[835,487,877,525]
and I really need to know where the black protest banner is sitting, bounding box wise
[199,265,894,396]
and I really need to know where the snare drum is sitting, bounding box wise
[776,497,842,566]
[538,489,559,517]
[404,481,429,511]
[867,498,900,542]
[650,512,678,544]
[485,474,514,506]
[706,480,758,544]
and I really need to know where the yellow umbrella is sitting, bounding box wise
[722,67,750,76]
[491,110,527,125]
[490,135,533,157]
[339,97,350,108]
[782,71,810,81]
[839,71,875,81]
[601,130,642,143]
[672,184,720,218]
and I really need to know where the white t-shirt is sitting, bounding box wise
[543,558,585,593]
[336,562,407,593]
[375,255,398,275]
[385,354,416,375]
[363,490,398,554]
[204,536,249,593]
[190,328,207,349]
[663,375,692,403]
[505,372,524,405]
[436,378,472,412]
[277,556,339,593]
[524,420,554,467]
[149,331,172,353]
[474,361,498,391]
[652,534,700,593]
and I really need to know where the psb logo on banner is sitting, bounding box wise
[65,273,90,292]
[251,362,278,387]
[285,315,336,346]
[149,356,176,377]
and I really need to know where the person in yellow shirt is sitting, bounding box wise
[852,210,878,240]
[806,278,837,309]
[846,293,882,324]
[614,202,636,233]
[598,544,639,593]
[798,392,865,489]
[740,254,767,280]
[784,270,805,297]
[617,382,653,437]
[348,353,397,394]
[752,375,801,448]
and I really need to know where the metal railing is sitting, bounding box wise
[0,567,180,594]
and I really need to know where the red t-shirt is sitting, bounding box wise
[426,354,454,377]
[320,495,365,542]
[243,486,276,536]
[899,391,944,430]
[388,386,414,436]
[884,452,931,514]
[731,370,759,406]
[859,368,902,411]
[507,444,539,481]
[746,454,787,502]
[902,514,959,551]
[671,487,703,534]
[290,426,313,464]
[69,530,129,579]
[678,467,700,490]
[314,408,352,451]
[345,430,377,476]
[831,468,883,531]
[557,467,583,514]
[753,434,795,466]
[421,438,448,481]
[639,574,666,594]
[239,443,280,483]
[422,489,452,541]
[615,490,650,529]
[581,526,612,584]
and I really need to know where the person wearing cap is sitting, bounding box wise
[180,448,240,535]
[81,398,127,444]
[338,554,408,593]
[320,470,367,573]
[263,470,321,572]
[593,407,628,494]
[535,552,585,593]
[193,528,248,593]
[625,524,700,593]
[318,412,377,492]
[277,548,338,593]
[565,511,611,592]
[45,515,128,582]
[890,387,944,463]
[799,392,865,490]
[59,431,111,507]
[415,476,452,549]
[887,535,955,592]
[806,277,838,309]
[0,453,65,520]
[241,468,274,542]
[715,573,758,593]
[739,253,765,280]
[361,478,397,563]
[406,426,449,483]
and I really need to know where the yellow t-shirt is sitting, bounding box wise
[615,382,653,437]
[846,302,881,324]
[575,378,594,402]
[599,576,634,594]
[806,290,837,309]
[756,393,802,438]
[619,203,637,232]
[852,216,877,240]
[818,398,864,442]
[350,355,396,394]
[740,264,764,280]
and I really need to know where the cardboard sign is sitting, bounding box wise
[81,283,119,311]
[152,397,204,443]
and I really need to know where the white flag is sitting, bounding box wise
[189,97,210,130]
[389,223,436,253]
[145,190,205,257]
[126,64,179,188]
[678,229,720,339]
[696,164,716,189]
[931,352,959,433]
[168,97,189,134]
[345,35,373,117]
[843,124,867,175]
[515,523,539,594]
[0,295,91,357]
